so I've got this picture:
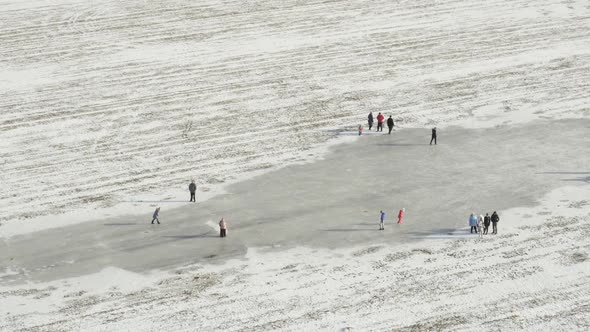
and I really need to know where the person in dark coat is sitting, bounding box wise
[189,180,197,202]
[483,213,491,235]
[368,112,374,131]
[151,207,161,224]
[430,127,437,145]
[491,211,500,234]
[387,116,395,134]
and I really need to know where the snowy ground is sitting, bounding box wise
[1,186,589,331]
[1,120,588,283]
[1,0,589,228]
[1,0,590,330]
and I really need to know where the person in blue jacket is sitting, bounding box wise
[379,210,385,230]
[469,213,478,233]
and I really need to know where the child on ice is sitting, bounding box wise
[358,125,363,136]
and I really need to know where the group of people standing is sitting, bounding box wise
[469,211,500,237]
[363,113,439,146]
[379,208,405,230]
[361,112,395,135]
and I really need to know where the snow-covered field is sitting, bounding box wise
[1,0,589,229]
[1,186,589,331]
[2,0,590,330]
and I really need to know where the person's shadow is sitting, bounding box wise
[163,232,217,239]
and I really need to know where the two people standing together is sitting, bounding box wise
[379,208,405,230]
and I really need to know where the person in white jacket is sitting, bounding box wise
[219,217,227,238]
[477,214,484,238]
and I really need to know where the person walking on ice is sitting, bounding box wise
[379,210,385,230]
[151,207,161,224]
[491,211,500,234]
[469,213,478,233]
[376,112,385,132]
[368,112,374,131]
[430,127,437,145]
[189,180,197,202]
[397,208,405,224]
[387,116,395,134]
[358,124,363,136]
[219,217,227,238]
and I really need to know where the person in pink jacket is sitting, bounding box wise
[219,217,227,238]
[397,208,405,224]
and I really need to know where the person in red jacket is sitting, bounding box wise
[376,112,385,132]
[397,208,405,224]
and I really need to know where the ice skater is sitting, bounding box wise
[189,180,197,202]
[469,213,477,233]
[387,116,395,134]
[491,211,500,234]
[397,208,405,224]
[151,207,161,224]
[358,124,363,136]
[379,210,385,230]
[219,217,227,238]
[483,213,491,235]
[368,112,374,131]
[376,112,385,132]
[430,127,437,145]
[477,214,484,238]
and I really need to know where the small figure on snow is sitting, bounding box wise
[189,180,197,202]
[379,210,385,230]
[398,208,405,224]
[477,214,484,238]
[430,127,437,145]
[469,213,478,233]
[358,124,363,136]
[151,207,161,224]
[491,211,500,234]
[387,116,395,134]
[376,112,385,132]
[368,112,374,131]
[219,217,227,238]
[483,213,491,235]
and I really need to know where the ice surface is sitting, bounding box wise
[1,0,589,230]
